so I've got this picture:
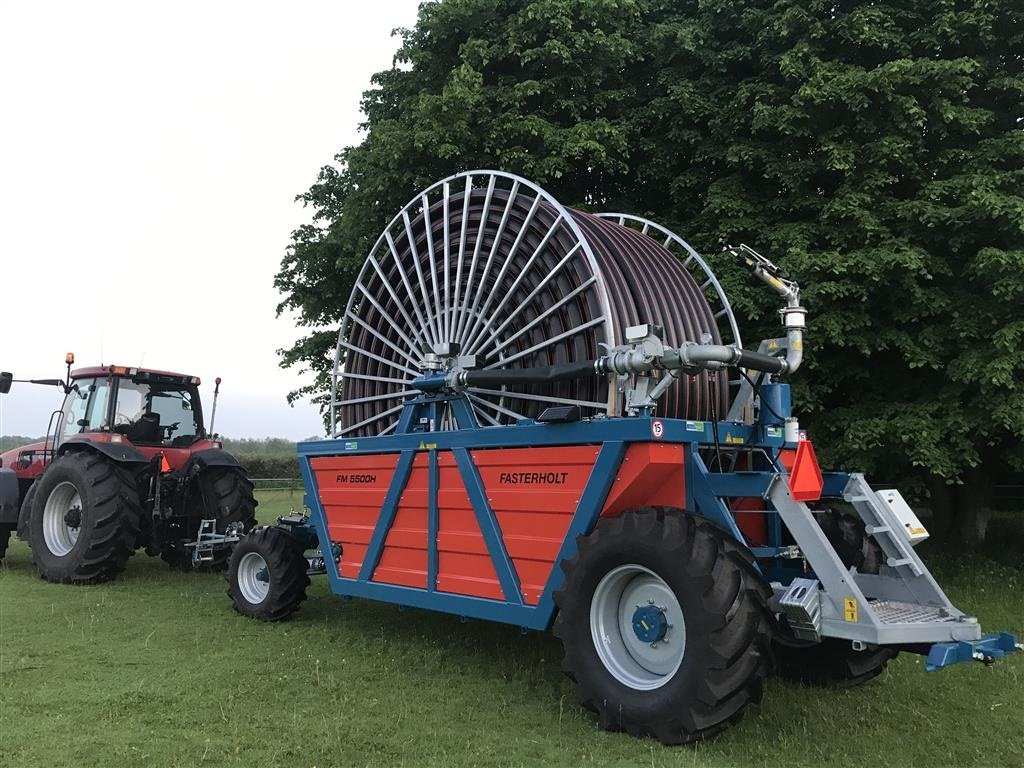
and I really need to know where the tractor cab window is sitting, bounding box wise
[112,379,202,447]
[59,377,111,442]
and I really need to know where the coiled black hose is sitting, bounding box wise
[336,175,728,437]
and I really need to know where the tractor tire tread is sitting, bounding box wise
[30,452,141,584]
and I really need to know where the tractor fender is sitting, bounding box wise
[0,468,18,526]
[16,478,39,541]
[185,448,242,472]
[58,438,150,465]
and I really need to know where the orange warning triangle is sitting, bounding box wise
[789,440,823,502]
[160,455,171,473]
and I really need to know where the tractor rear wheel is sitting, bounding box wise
[161,466,258,571]
[553,508,772,744]
[29,452,141,584]
[226,526,309,621]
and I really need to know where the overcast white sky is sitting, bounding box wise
[0,0,422,440]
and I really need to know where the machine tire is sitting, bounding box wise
[161,466,258,571]
[29,452,141,584]
[553,508,772,745]
[815,508,882,575]
[772,636,897,688]
[226,526,309,621]
[0,525,11,559]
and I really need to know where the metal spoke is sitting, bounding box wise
[463,215,565,355]
[386,228,437,348]
[345,306,420,368]
[468,387,607,411]
[442,181,451,341]
[365,254,421,347]
[469,243,585,354]
[468,393,530,423]
[462,192,544,352]
[451,174,472,343]
[401,209,441,345]
[454,174,496,341]
[457,180,522,349]
[483,317,606,368]
[337,390,417,407]
[340,371,412,387]
[335,403,407,437]
[481,279,597,359]
[340,341,419,378]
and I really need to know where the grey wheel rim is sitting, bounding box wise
[590,564,687,690]
[237,552,270,604]
[42,481,82,557]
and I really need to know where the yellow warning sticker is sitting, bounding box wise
[844,598,858,623]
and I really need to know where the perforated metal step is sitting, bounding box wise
[871,600,957,625]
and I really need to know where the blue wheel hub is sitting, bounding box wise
[631,604,669,643]
[256,567,270,584]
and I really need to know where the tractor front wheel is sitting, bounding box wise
[161,466,258,571]
[29,452,141,584]
[226,527,310,621]
[553,508,772,744]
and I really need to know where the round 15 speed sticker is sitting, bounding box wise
[651,419,664,439]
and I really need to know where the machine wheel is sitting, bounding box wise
[29,452,141,584]
[161,466,258,571]
[0,525,11,559]
[772,636,897,688]
[553,508,772,745]
[815,508,882,575]
[226,527,310,621]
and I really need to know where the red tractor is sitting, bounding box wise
[0,356,256,582]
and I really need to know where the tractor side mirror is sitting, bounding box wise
[0,372,11,394]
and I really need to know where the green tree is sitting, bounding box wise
[276,0,1024,543]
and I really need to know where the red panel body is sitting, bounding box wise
[311,453,400,579]
[436,453,503,601]
[470,445,599,604]
[313,445,602,604]
[600,442,685,517]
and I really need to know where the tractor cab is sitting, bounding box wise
[58,366,205,449]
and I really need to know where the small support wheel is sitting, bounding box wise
[226,527,310,621]
[553,507,772,744]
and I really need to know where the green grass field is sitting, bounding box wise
[1,491,1021,768]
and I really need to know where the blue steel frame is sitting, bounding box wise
[295,390,836,631]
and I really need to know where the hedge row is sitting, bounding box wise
[234,453,299,479]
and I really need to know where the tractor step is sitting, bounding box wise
[871,600,959,625]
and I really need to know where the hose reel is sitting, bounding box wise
[331,171,743,438]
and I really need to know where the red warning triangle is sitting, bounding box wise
[789,440,823,502]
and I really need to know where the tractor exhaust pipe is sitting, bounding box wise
[208,377,222,437]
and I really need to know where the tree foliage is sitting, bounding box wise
[276,0,1024,542]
